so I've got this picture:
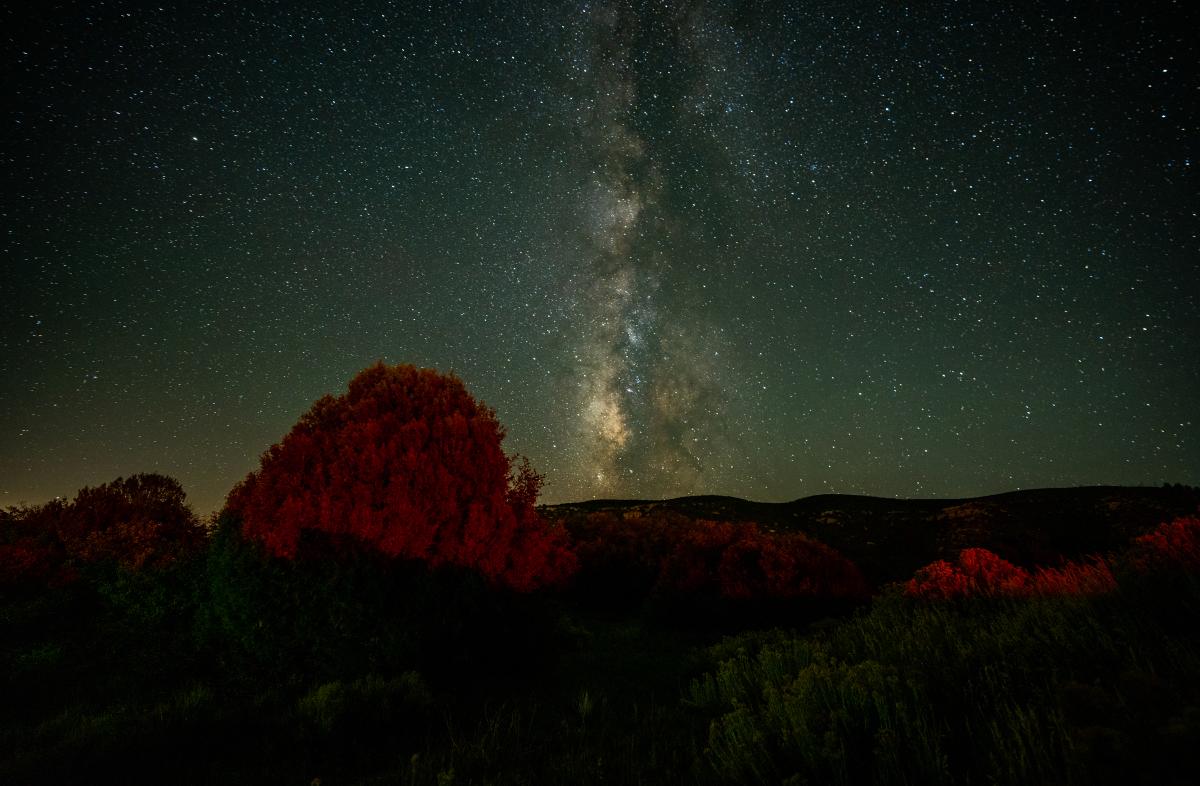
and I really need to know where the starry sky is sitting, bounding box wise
[3,1,1197,514]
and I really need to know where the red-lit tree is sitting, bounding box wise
[225,362,576,591]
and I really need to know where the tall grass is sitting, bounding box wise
[689,569,1200,785]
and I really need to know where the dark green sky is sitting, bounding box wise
[3,0,1197,513]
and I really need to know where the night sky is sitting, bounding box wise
[3,1,1197,514]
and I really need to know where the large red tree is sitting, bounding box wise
[225,362,575,591]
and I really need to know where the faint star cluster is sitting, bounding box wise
[2,0,1197,512]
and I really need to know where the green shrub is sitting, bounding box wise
[689,631,949,785]
[296,672,432,736]
[691,580,1200,785]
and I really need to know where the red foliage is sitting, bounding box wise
[1131,516,1200,571]
[0,474,202,588]
[563,509,868,602]
[904,559,971,601]
[225,363,576,591]
[1028,558,1117,596]
[0,539,64,587]
[906,547,1116,600]
[59,474,204,570]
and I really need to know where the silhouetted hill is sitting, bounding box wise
[543,485,1200,585]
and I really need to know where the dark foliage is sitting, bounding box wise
[661,519,868,602]
[555,508,868,624]
[204,511,562,687]
[547,485,1200,585]
[0,473,204,592]
[691,574,1200,786]
[3,421,1198,784]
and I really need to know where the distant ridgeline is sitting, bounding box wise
[541,485,1200,586]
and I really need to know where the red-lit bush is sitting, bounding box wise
[0,474,202,588]
[61,474,204,570]
[562,509,867,602]
[906,547,1116,600]
[903,558,970,600]
[1028,558,1117,596]
[225,362,575,591]
[0,538,66,588]
[1131,516,1200,572]
[665,520,868,600]
[565,510,673,593]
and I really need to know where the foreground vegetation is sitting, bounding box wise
[693,572,1200,785]
[4,502,1199,784]
[4,366,1198,783]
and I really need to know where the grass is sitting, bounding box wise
[689,570,1200,785]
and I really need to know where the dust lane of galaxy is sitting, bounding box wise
[569,1,647,493]
[562,1,739,500]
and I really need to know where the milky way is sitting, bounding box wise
[559,0,741,499]
[3,1,1197,512]
[567,1,647,492]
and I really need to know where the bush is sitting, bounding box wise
[689,633,948,785]
[1132,516,1200,572]
[562,509,867,620]
[296,672,432,736]
[665,520,868,601]
[906,548,1117,600]
[690,580,1200,786]
[0,474,203,592]
[226,362,575,591]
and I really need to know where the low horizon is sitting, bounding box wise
[6,472,1196,520]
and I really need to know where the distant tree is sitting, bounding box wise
[225,362,576,591]
[0,473,203,588]
[61,473,204,570]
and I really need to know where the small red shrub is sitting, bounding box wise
[959,548,1032,596]
[1131,516,1200,571]
[905,559,971,600]
[1029,558,1117,596]
[907,547,1116,600]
